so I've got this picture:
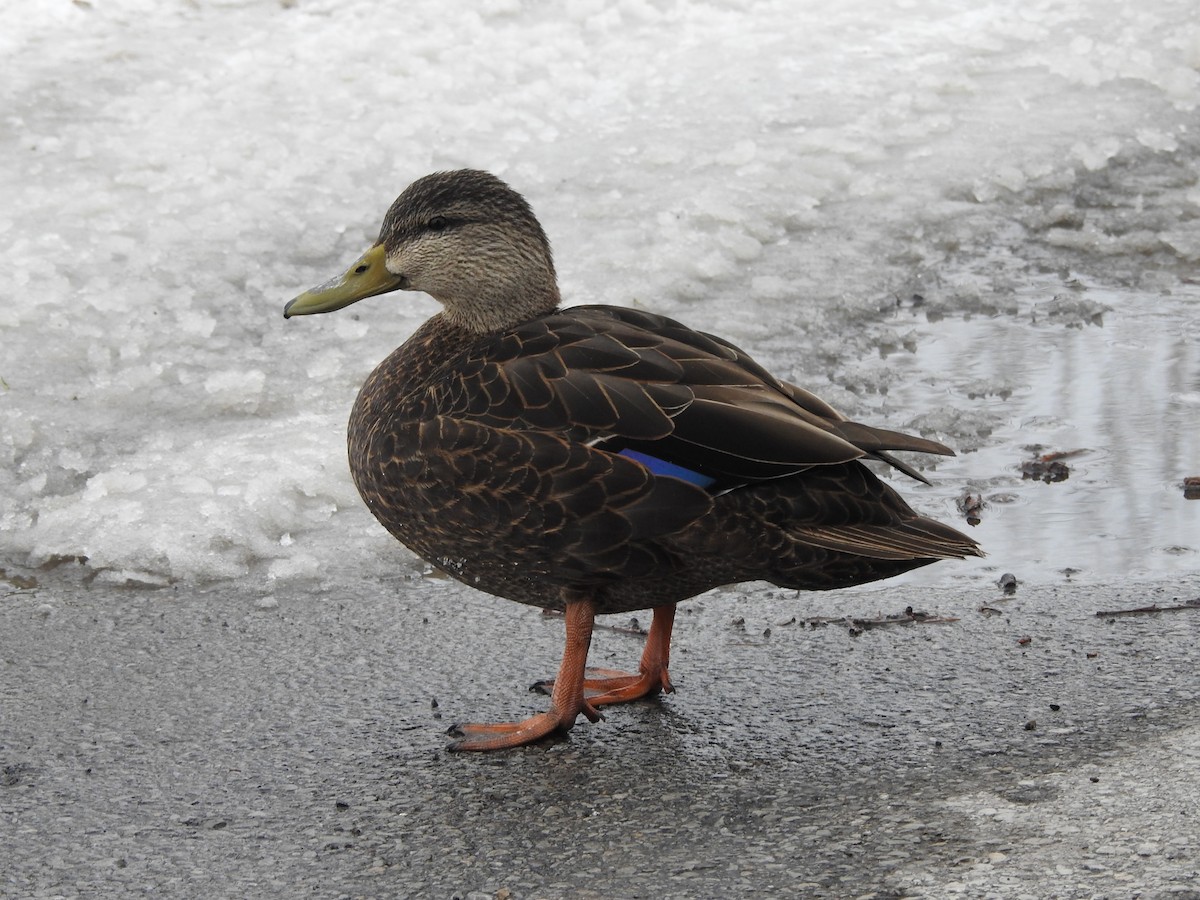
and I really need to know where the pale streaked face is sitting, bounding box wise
[286,170,561,332]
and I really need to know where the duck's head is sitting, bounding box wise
[284,169,560,333]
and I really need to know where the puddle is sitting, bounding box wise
[879,278,1200,586]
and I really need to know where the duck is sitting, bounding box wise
[284,169,982,751]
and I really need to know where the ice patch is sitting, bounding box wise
[203,369,266,412]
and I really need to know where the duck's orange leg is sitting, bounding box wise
[535,603,676,707]
[447,597,601,752]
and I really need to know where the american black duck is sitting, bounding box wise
[284,169,982,751]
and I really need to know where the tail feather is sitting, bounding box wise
[869,449,932,485]
[788,518,983,562]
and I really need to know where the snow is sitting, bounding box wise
[2,0,1197,589]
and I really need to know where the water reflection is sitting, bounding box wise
[883,281,1199,584]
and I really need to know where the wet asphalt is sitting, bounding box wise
[2,571,1199,899]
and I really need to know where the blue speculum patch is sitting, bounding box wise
[618,449,716,489]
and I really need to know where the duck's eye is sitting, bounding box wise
[426,216,449,232]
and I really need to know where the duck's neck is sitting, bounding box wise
[438,268,561,334]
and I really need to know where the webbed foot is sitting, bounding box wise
[447,595,601,752]
[447,703,602,752]
[531,603,676,707]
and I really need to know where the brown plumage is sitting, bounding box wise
[284,169,982,751]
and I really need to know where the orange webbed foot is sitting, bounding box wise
[447,595,601,752]
[447,703,602,752]
[531,665,674,707]
[586,665,674,705]
[531,604,677,707]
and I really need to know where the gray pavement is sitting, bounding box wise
[3,571,1199,898]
